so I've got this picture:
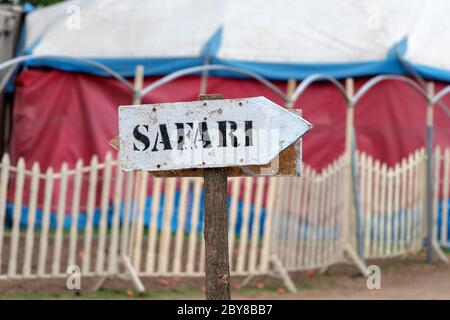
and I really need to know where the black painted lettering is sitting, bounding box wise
[245,121,253,147]
[175,123,185,150]
[196,122,212,148]
[218,121,240,148]
[228,121,239,147]
[218,121,227,147]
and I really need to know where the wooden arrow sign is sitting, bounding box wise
[118,96,312,172]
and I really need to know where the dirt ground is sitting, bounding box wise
[0,251,448,300]
[235,253,450,300]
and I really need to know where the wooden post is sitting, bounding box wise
[425,82,434,263]
[128,65,145,261]
[344,78,357,254]
[344,78,354,247]
[286,79,297,109]
[200,93,231,300]
[342,78,367,274]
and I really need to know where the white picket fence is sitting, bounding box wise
[271,147,449,272]
[271,155,346,272]
[0,153,127,279]
[0,147,448,281]
[0,152,280,279]
[125,175,277,277]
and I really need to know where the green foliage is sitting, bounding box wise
[26,0,63,6]
[0,0,64,7]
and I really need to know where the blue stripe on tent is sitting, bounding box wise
[21,55,406,81]
[22,56,207,78]
[409,63,450,83]
[4,198,449,247]
[200,27,223,57]
[23,2,36,14]
[208,56,406,81]
[5,4,35,93]
[437,199,450,246]
[4,192,267,238]
[275,199,450,248]
[17,36,450,82]
[362,199,450,248]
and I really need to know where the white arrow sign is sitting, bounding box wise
[118,96,312,172]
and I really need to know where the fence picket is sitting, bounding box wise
[415,148,427,250]
[322,169,332,266]
[386,167,394,255]
[296,174,308,268]
[393,163,401,255]
[158,178,176,274]
[199,232,205,274]
[270,177,283,264]
[337,157,347,257]
[286,178,298,269]
[405,154,414,251]
[313,172,324,267]
[249,177,265,273]
[228,178,241,271]
[120,172,134,256]
[378,163,387,256]
[400,159,408,252]
[442,149,450,246]
[325,159,340,263]
[359,153,367,258]
[277,178,290,265]
[127,173,140,263]
[293,176,304,268]
[186,178,202,274]
[0,154,10,275]
[8,158,26,276]
[132,171,148,272]
[320,167,332,265]
[259,178,277,273]
[23,162,40,276]
[37,167,54,276]
[414,151,426,252]
[432,147,441,245]
[68,160,83,268]
[306,172,318,267]
[0,145,446,281]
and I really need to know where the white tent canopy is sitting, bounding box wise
[20,0,450,80]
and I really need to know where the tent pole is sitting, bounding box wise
[200,55,210,95]
[128,65,145,261]
[94,65,146,293]
[426,82,434,263]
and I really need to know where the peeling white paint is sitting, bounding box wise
[118,96,312,172]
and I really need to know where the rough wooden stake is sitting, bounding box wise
[200,93,231,300]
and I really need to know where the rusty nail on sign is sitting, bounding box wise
[116,95,312,300]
